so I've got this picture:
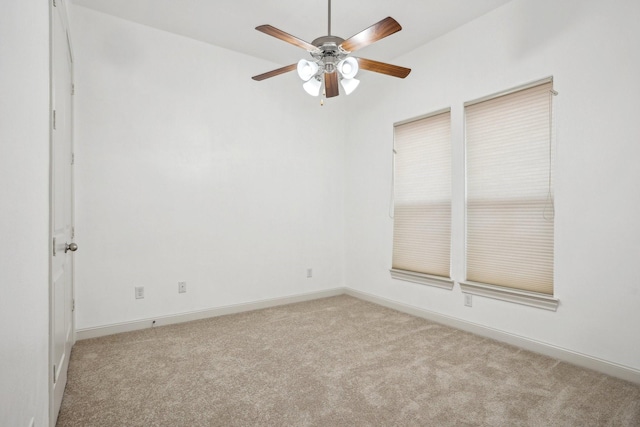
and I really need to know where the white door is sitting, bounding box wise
[50,0,75,424]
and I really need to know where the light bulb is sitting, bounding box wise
[297,59,319,82]
[338,57,359,80]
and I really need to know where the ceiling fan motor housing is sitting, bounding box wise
[311,36,349,74]
[311,35,346,48]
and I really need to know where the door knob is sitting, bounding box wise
[65,242,78,253]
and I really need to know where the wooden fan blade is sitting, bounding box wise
[252,64,297,81]
[356,58,411,78]
[325,72,339,98]
[256,25,319,52]
[340,17,402,53]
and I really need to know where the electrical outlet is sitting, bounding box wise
[178,281,187,293]
[464,294,472,307]
[307,268,313,278]
[135,286,144,299]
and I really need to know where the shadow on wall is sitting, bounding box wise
[509,0,591,58]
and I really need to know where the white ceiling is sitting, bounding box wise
[71,0,513,67]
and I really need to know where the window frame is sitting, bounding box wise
[390,108,454,290]
[461,77,559,311]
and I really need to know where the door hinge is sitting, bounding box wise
[53,364,57,383]
[72,299,75,312]
[71,153,75,165]
[71,226,75,239]
[71,84,75,96]
[53,0,57,7]
[52,237,56,256]
[52,109,56,130]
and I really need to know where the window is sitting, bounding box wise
[391,110,453,289]
[461,79,558,310]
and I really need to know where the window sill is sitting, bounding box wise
[459,281,559,311]
[390,269,454,290]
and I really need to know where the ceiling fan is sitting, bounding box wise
[251,0,411,99]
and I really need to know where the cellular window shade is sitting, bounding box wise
[465,81,554,294]
[393,111,451,277]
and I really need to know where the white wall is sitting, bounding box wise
[345,0,640,371]
[71,0,640,374]
[0,2,51,427]
[2,1,636,425]
[71,7,347,330]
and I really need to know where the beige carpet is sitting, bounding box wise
[57,295,640,426]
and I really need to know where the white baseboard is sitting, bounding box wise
[76,288,345,340]
[345,288,640,385]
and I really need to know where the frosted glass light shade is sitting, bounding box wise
[338,57,359,79]
[297,59,319,81]
[303,77,322,96]
[340,77,360,95]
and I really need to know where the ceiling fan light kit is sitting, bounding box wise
[297,56,359,97]
[252,0,411,100]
